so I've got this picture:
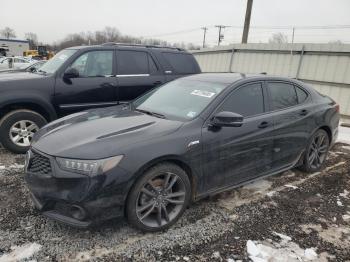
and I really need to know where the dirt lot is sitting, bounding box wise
[0,143,349,261]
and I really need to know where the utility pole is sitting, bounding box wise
[215,25,226,46]
[201,27,208,48]
[241,0,253,44]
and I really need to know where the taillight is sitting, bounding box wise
[335,104,340,113]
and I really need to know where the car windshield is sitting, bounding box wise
[38,49,76,74]
[133,79,228,121]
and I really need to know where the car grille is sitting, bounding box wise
[28,151,52,175]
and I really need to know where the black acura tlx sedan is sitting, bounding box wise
[25,73,339,231]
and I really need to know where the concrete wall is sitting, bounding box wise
[192,43,350,116]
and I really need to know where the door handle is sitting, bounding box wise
[299,109,308,116]
[153,81,162,85]
[258,121,270,129]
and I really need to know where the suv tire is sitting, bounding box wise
[126,162,191,232]
[0,110,47,154]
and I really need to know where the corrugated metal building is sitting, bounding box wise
[0,38,30,56]
[192,43,350,116]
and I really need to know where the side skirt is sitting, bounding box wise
[194,150,305,201]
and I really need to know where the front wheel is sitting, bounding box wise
[299,129,330,172]
[0,110,47,154]
[126,163,191,232]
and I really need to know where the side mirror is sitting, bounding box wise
[211,111,243,127]
[64,68,79,79]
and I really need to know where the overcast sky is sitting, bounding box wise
[2,0,350,45]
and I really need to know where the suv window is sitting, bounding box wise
[117,50,151,75]
[267,82,298,110]
[70,51,113,77]
[295,86,308,103]
[218,83,264,117]
[162,52,197,74]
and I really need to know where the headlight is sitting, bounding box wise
[56,155,123,176]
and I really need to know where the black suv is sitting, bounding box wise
[0,43,201,153]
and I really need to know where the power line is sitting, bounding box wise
[142,27,202,38]
[143,24,350,39]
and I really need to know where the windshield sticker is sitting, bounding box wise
[187,111,197,118]
[191,90,216,98]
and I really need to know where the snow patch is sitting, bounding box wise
[8,163,24,169]
[273,232,292,242]
[336,198,343,207]
[0,243,42,262]
[304,248,318,260]
[284,184,298,189]
[266,191,277,197]
[339,190,349,198]
[246,234,319,262]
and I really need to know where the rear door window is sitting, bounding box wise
[162,52,197,74]
[218,83,264,117]
[267,82,298,110]
[117,50,149,75]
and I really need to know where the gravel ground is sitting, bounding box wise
[0,143,349,261]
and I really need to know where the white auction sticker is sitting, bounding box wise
[191,90,216,98]
[187,111,197,118]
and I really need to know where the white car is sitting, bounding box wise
[0,57,32,70]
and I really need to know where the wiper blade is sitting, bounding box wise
[37,69,47,74]
[135,109,166,119]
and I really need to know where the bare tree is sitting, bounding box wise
[25,32,38,49]
[51,26,200,51]
[104,26,121,42]
[268,32,288,44]
[1,27,16,39]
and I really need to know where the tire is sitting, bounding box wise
[0,110,47,154]
[126,162,191,232]
[299,129,330,173]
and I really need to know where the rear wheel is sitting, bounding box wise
[0,110,47,154]
[126,163,191,232]
[299,129,330,172]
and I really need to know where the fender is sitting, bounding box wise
[123,154,199,202]
[0,93,57,121]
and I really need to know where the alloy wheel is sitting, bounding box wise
[9,120,39,147]
[308,132,329,169]
[136,172,186,228]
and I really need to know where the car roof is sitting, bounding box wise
[66,43,187,52]
[182,73,298,85]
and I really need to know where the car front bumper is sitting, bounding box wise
[25,149,131,227]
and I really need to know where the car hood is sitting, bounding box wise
[0,72,45,81]
[32,105,184,159]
